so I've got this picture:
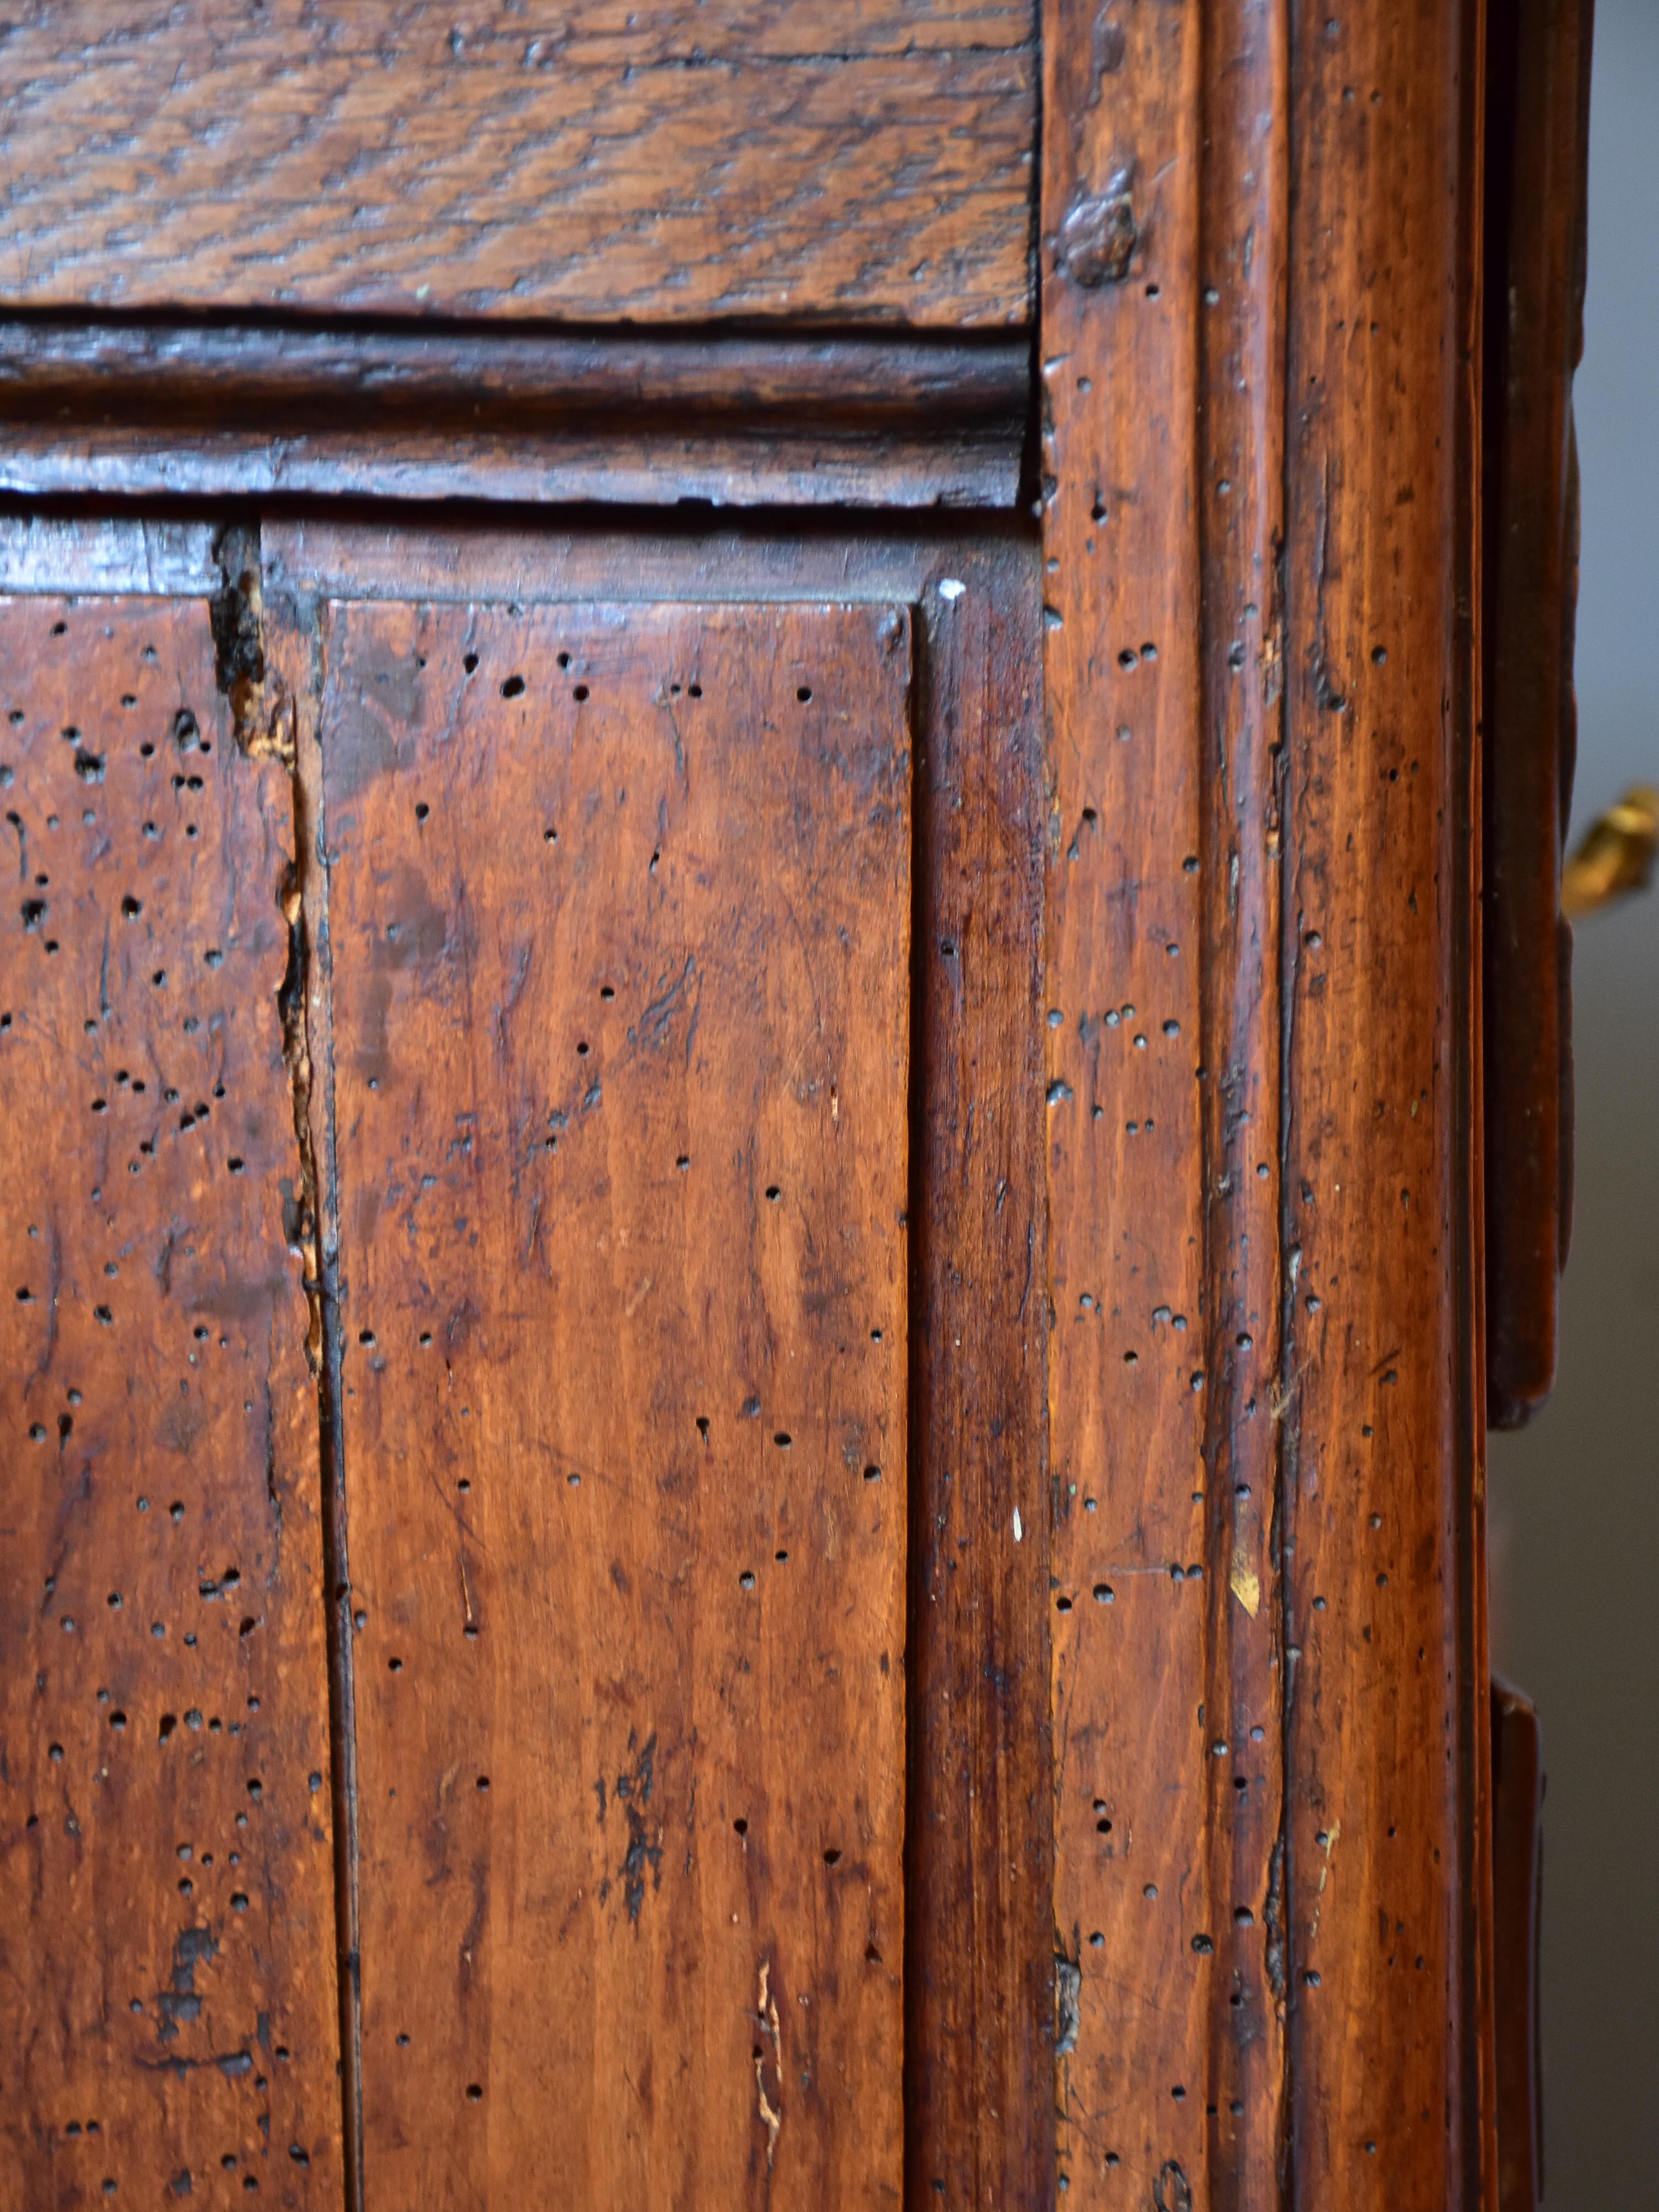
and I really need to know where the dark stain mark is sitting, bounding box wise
[1311,456,1350,713]
[628,954,697,1060]
[608,1731,662,1925]
[355,863,454,1083]
[209,531,266,741]
[1092,11,1126,81]
[329,625,426,799]
[154,1924,217,2043]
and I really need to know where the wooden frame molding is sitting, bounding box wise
[1039,3,1491,2205]
[0,325,1031,510]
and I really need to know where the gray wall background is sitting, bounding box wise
[1486,0,1659,2193]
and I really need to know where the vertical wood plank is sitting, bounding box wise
[0,596,341,2206]
[316,598,911,2208]
[1196,3,1293,2203]
[1045,0,1487,2203]
[1040,6,1215,2203]
[1280,1,1487,2203]
[904,566,1053,2208]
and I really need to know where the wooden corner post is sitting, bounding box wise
[1040,2,1492,2204]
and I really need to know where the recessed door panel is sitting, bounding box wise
[316,599,912,2206]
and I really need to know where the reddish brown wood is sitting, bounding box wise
[0,2,1036,328]
[1490,1681,1543,2212]
[902,566,1052,2208]
[262,515,1057,2212]
[312,597,911,2205]
[1193,2,1292,2199]
[0,594,341,2205]
[1280,3,1489,2205]
[1041,2,1293,2200]
[1481,0,1595,1429]
[1043,0,1492,2204]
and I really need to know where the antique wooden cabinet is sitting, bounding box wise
[0,4,1589,2208]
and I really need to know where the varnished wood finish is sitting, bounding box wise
[1041,4,1287,2201]
[262,517,1055,2211]
[0,596,341,2205]
[315,596,912,2204]
[902,568,1052,2207]
[1193,4,1291,2200]
[1042,1,1490,2205]
[1481,0,1595,1429]
[0,426,1020,515]
[0,3,1036,328]
[1280,4,1489,2206]
[0,327,1032,419]
[0,326,1030,511]
[0,0,1587,2183]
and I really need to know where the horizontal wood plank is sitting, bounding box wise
[0,323,1030,507]
[0,2,1036,327]
[0,424,1022,512]
[0,324,1031,419]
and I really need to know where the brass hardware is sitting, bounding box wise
[1560,785,1659,918]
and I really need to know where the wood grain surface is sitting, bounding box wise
[1041,1,1490,2206]
[1041,3,1227,2201]
[311,596,911,2205]
[899,561,1052,2208]
[1279,3,1490,2205]
[0,325,1032,419]
[0,596,341,2207]
[0,2,1036,327]
[261,518,1057,2212]
[0,424,1022,515]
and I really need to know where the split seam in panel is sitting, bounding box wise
[246,534,368,2212]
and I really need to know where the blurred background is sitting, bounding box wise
[1486,0,1659,2195]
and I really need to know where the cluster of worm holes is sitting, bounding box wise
[406,647,816,857]
[351,640,874,1983]
[1035,603,1406,2131]
[4,627,326,2187]
[360,642,874,1592]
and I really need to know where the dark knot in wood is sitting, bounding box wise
[1060,171,1137,287]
